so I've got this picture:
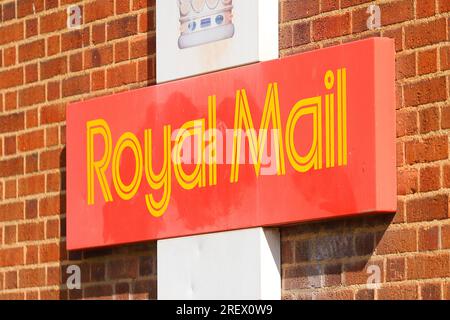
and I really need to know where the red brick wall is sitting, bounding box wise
[279,0,450,300]
[0,0,449,300]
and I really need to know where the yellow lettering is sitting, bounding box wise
[86,119,113,204]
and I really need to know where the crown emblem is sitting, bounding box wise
[177,0,235,49]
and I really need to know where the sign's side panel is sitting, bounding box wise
[374,38,397,211]
[66,38,396,250]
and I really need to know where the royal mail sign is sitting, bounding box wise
[66,38,396,250]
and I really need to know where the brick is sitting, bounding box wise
[344,259,383,285]
[322,263,342,287]
[61,30,86,52]
[0,67,24,90]
[438,0,450,13]
[443,164,450,188]
[418,49,438,75]
[47,81,61,101]
[283,265,321,290]
[25,199,38,219]
[18,222,44,241]
[108,259,139,279]
[4,46,16,67]
[26,109,38,129]
[441,46,450,71]
[5,271,18,290]
[26,154,38,173]
[90,263,106,282]
[116,0,130,14]
[107,62,137,88]
[386,257,406,282]
[420,283,441,300]
[292,22,310,46]
[397,168,418,195]
[18,130,44,152]
[281,0,319,21]
[396,109,417,137]
[321,0,339,12]
[47,35,60,56]
[354,233,375,256]
[133,0,155,10]
[133,35,156,59]
[5,179,17,199]
[25,245,38,265]
[39,10,66,34]
[405,135,448,164]
[40,148,64,170]
[92,70,105,91]
[404,77,447,107]
[85,0,114,23]
[25,63,38,84]
[281,241,293,264]
[3,2,16,21]
[405,18,447,49]
[4,225,17,245]
[19,85,46,107]
[378,284,418,300]
[313,289,353,300]
[47,172,63,192]
[442,224,450,249]
[4,136,17,155]
[376,228,416,254]
[0,22,24,46]
[40,57,67,80]
[138,10,155,33]
[41,103,66,125]
[279,24,292,50]
[418,226,439,251]
[19,39,45,62]
[137,57,154,83]
[417,0,436,18]
[312,13,350,41]
[419,106,439,133]
[39,242,61,262]
[115,40,129,62]
[380,0,413,26]
[5,92,17,111]
[19,268,46,288]
[45,0,58,10]
[84,285,113,300]
[84,45,113,69]
[17,0,44,18]
[115,282,130,300]
[0,202,24,222]
[407,253,450,279]
[107,16,138,41]
[46,126,59,147]
[26,18,38,38]
[0,156,24,178]
[294,239,314,262]
[396,53,416,80]
[46,219,60,239]
[0,247,24,267]
[18,174,45,196]
[406,194,448,222]
[419,166,440,192]
[92,23,106,44]
[39,194,65,216]
[62,75,90,97]
[69,53,82,72]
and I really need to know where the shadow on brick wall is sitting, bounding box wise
[280,213,395,300]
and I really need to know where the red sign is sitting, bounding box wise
[66,38,396,250]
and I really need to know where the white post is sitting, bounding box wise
[157,228,281,300]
